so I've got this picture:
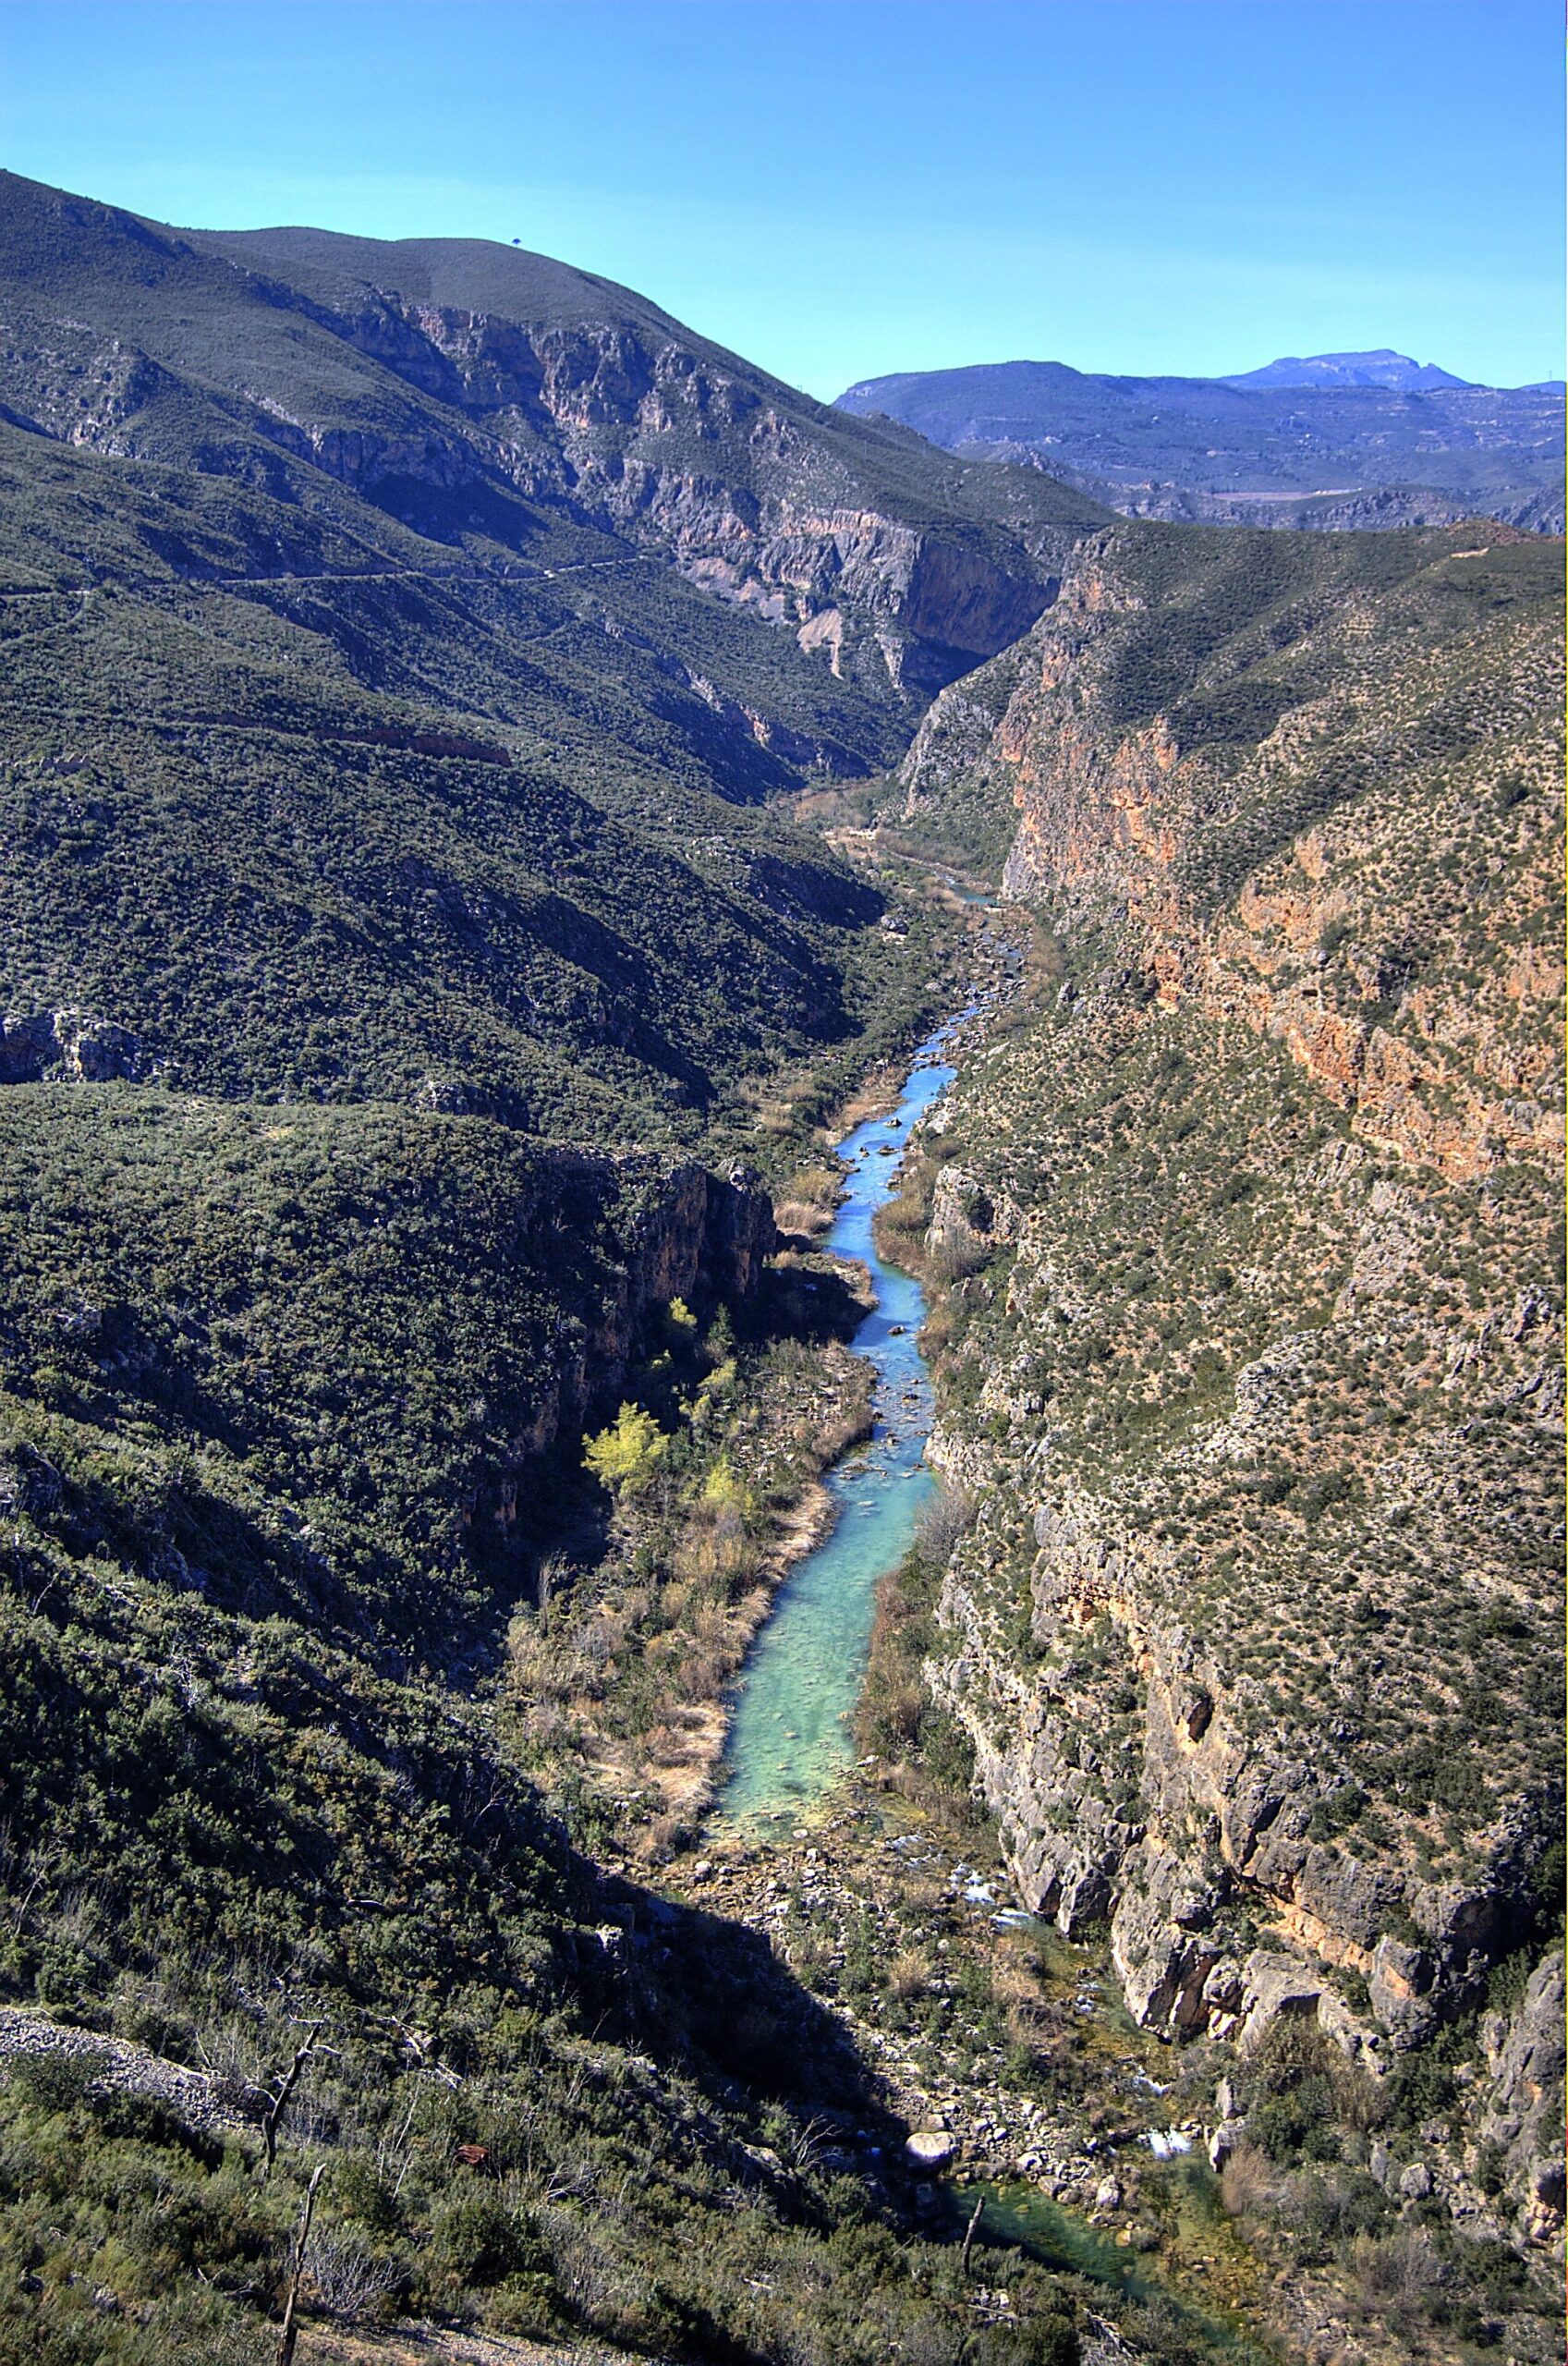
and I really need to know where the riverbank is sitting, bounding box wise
[712,896,1044,1832]
[659,1779,1294,2364]
[667,904,1566,2366]
[506,899,1028,1859]
[716,1019,962,1828]
[638,884,1451,2366]
[499,1295,881,1860]
[660,1758,1486,2366]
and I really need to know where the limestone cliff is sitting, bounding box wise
[0,174,1101,710]
[415,1144,775,1538]
[897,517,1562,2240]
[906,522,1562,1178]
[261,293,1078,695]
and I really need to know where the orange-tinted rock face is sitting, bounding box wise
[918,529,1564,1187]
[901,518,1562,2214]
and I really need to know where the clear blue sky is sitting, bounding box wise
[1,0,1561,395]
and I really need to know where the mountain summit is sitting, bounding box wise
[0,166,1104,1130]
[1221,348,1477,391]
[836,348,1563,531]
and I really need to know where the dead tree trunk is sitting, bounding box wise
[274,2162,323,2366]
[961,2194,984,2275]
[261,2022,321,2180]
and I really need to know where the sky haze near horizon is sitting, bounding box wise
[1,0,1561,398]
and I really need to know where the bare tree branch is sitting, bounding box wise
[260,2022,321,2181]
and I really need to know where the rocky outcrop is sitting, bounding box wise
[936,1438,1561,2092]
[0,182,1097,709]
[0,1006,141,1082]
[930,1476,1392,2067]
[622,1155,777,1312]
[930,1348,1560,2067]
[926,1162,1019,1270]
[0,2004,249,2135]
[1476,1952,1566,2245]
[906,518,1561,2122]
[465,1151,775,1526]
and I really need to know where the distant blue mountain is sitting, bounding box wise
[835,352,1565,533]
[1222,350,1477,393]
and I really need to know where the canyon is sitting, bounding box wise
[889,516,1562,2274]
[0,168,1560,2366]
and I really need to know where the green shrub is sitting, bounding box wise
[582,1402,668,1496]
[426,2195,548,2292]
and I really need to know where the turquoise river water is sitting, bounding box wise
[720,1020,960,1828]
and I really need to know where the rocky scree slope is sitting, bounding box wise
[895,517,1563,2247]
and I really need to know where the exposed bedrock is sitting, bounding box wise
[907,518,1561,2261]
[928,1472,1556,2077]
[469,1150,775,1508]
[8,254,1073,702]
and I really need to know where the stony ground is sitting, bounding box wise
[664,1783,1561,2366]
[677,1798,1174,2193]
[662,1787,1287,2344]
[296,2326,631,2365]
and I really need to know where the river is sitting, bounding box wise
[719,1018,960,1828]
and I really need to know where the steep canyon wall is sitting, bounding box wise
[900,518,1563,2242]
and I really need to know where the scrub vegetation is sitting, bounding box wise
[0,165,1558,2366]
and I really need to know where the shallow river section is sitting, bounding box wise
[719,1022,958,1828]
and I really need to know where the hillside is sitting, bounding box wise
[0,416,911,1143]
[879,514,1564,2324]
[0,165,1562,2366]
[0,1090,1034,2365]
[0,170,1103,701]
[0,168,1116,1139]
[0,176,1174,2366]
[836,358,1564,533]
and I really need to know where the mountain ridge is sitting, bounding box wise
[1220,349,1478,393]
[0,169,1561,2365]
[6,165,1094,1141]
[836,350,1564,534]
[0,169,1103,700]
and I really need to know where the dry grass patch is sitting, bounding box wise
[887,1947,935,2000]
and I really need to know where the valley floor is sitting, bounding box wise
[654,1765,1562,2366]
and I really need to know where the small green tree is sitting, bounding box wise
[582,1402,667,1496]
[699,1455,753,1518]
